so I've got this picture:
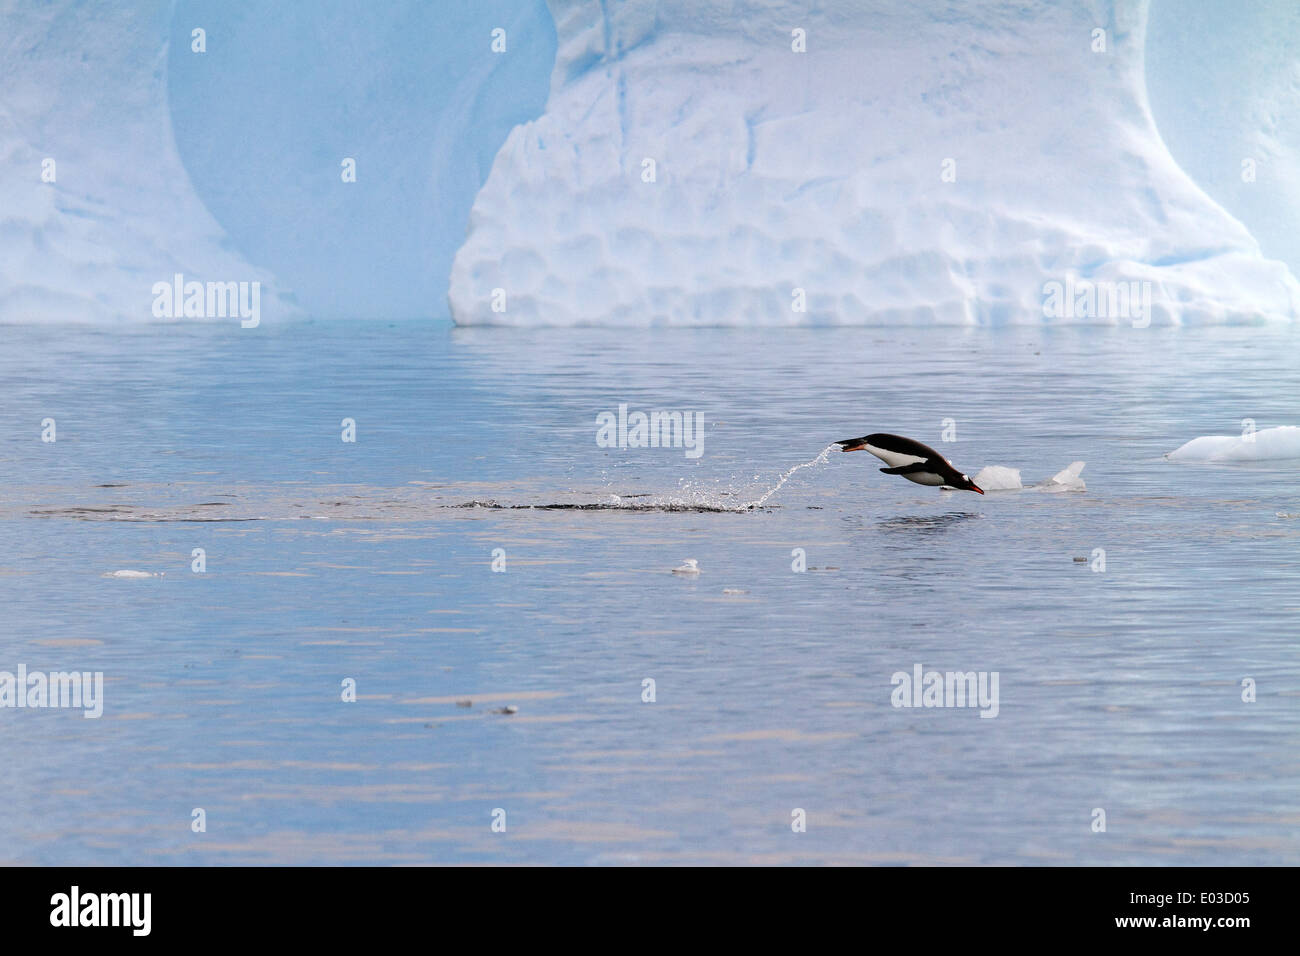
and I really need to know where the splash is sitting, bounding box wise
[449,444,840,513]
[742,443,839,509]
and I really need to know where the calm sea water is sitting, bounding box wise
[1,319,1298,864]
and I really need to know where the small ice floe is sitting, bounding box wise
[104,570,163,578]
[972,465,1022,491]
[722,588,748,595]
[1037,461,1086,492]
[671,559,701,575]
[1277,512,1300,520]
[1167,425,1300,462]
[971,462,1085,492]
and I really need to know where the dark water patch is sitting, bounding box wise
[876,512,982,534]
[445,500,757,514]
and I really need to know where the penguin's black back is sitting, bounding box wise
[865,433,944,461]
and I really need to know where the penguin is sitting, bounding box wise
[837,433,984,494]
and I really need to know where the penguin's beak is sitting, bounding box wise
[970,484,984,495]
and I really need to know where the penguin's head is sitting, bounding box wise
[956,473,984,495]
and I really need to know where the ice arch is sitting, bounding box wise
[0,0,555,322]
[0,1,290,322]
[168,0,556,320]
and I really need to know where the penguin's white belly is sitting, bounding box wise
[900,470,947,486]
[865,444,929,468]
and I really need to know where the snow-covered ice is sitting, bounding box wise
[1167,426,1300,462]
[449,0,1300,327]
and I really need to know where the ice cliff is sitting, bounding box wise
[449,0,1300,326]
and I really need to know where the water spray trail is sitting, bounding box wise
[441,444,841,513]
[744,443,838,509]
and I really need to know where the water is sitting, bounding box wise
[1,320,1298,864]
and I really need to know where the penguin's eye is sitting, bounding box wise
[962,475,969,481]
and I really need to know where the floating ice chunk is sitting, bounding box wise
[973,462,1085,492]
[1038,461,1087,492]
[1167,425,1300,462]
[105,570,162,578]
[671,559,701,575]
[972,466,1022,491]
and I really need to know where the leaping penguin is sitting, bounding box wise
[837,433,984,494]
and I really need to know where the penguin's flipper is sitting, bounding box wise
[879,463,933,475]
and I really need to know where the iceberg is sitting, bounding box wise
[6,1,1300,325]
[1167,426,1300,462]
[450,0,1300,327]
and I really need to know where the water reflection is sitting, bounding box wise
[876,512,982,534]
